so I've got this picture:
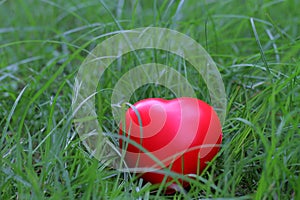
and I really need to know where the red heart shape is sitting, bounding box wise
[119,97,222,192]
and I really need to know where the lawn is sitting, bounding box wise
[0,0,299,199]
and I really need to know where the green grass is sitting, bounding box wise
[1,0,299,199]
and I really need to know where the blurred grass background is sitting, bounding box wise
[0,0,299,199]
